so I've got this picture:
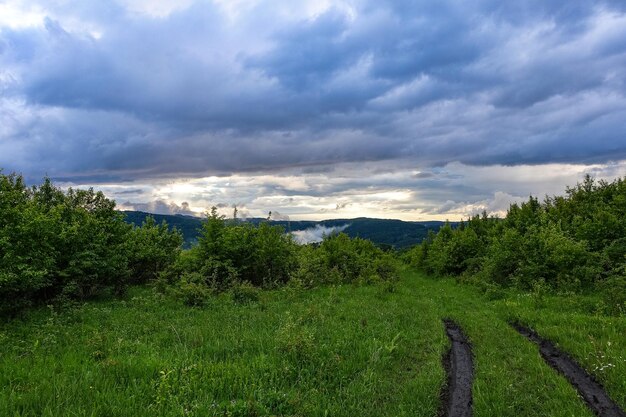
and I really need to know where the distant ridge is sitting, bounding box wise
[121,211,450,249]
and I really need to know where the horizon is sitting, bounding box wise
[2,1,626,221]
[120,207,457,223]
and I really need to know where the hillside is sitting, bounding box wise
[121,211,448,249]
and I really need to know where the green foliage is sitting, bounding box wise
[126,216,183,284]
[0,174,56,313]
[290,244,326,287]
[600,274,626,316]
[313,233,400,284]
[0,172,182,316]
[123,211,202,248]
[372,253,400,283]
[410,175,626,293]
[275,312,316,361]
[2,172,403,313]
[170,209,400,301]
[230,281,260,305]
[170,207,299,293]
[178,272,212,307]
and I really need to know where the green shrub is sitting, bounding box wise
[0,173,147,316]
[126,216,183,284]
[313,233,397,284]
[199,258,239,292]
[410,175,626,295]
[163,210,402,305]
[183,208,298,291]
[178,272,211,307]
[291,245,325,287]
[230,281,260,305]
[372,253,400,282]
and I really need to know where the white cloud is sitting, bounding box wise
[117,0,195,17]
[118,199,197,216]
[54,160,626,221]
[292,224,350,244]
[0,1,45,29]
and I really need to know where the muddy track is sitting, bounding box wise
[513,323,626,417]
[440,320,474,417]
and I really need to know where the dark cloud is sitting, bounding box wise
[246,10,356,90]
[1,0,626,183]
[113,188,144,195]
[413,172,434,179]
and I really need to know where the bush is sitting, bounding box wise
[371,253,400,282]
[198,257,239,292]
[126,216,183,284]
[230,281,260,304]
[164,209,403,307]
[178,272,211,307]
[0,172,183,316]
[291,245,325,287]
[312,233,399,284]
[181,208,299,291]
[410,176,626,294]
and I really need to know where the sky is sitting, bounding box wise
[1,0,626,220]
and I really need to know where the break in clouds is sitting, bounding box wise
[1,0,626,219]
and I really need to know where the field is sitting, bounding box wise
[1,270,624,417]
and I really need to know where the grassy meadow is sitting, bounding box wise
[1,270,624,417]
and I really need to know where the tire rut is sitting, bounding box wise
[440,320,474,417]
[513,323,626,417]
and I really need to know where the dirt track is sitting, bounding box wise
[441,320,474,417]
[513,323,626,417]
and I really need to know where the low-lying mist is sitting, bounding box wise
[291,224,350,244]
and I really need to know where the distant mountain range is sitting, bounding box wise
[121,211,450,249]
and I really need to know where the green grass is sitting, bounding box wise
[491,290,626,411]
[1,271,624,416]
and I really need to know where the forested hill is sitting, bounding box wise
[121,211,448,249]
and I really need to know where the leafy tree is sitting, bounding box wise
[176,207,299,291]
[410,175,626,294]
[126,216,183,284]
[0,173,56,313]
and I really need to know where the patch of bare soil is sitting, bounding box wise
[440,320,474,417]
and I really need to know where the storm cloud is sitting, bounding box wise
[1,0,626,219]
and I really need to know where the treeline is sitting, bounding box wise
[408,176,626,313]
[1,173,398,316]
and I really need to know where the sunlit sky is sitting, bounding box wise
[1,0,626,220]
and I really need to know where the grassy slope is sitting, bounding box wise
[1,271,623,416]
